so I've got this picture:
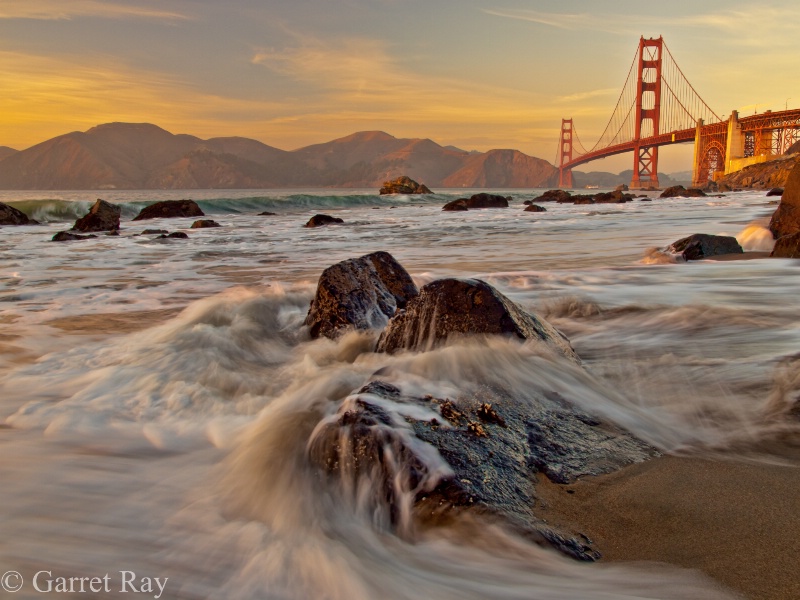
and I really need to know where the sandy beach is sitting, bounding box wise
[535,435,800,600]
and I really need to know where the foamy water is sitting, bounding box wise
[1,188,797,599]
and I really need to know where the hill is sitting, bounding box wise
[0,123,558,190]
[0,146,17,161]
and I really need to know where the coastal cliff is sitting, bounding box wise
[716,153,800,190]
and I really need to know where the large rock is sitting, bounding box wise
[72,199,120,232]
[305,251,418,339]
[464,193,509,208]
[305,214,344,228]
[379,176,432,195]
[766,187,784,197]
[132,199,204,221]
[308,378,656,560]
[376,278,579,363]
[0,202,38,225]
[667,233,743,261]
[770,232,800,258]
[769,161,800,238]
[660,185,707,198]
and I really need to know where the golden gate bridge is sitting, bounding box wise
[557,36,800,189]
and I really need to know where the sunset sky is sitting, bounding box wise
[1,0,798,172]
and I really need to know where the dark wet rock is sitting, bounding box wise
[309,379,656,561]
[376,278,579,363]
[532,189,571,203]
[191,219,221,228]
[132,199,204,221]
[699,180,719,192]
[305,214,344,228]
[524,204,547,213]
[615,183,629,192]
[659,185,707,198]
[666,233,743,261]
[442,199,469,211]
[0,202,38,225]
[156,231,189,239]
[640,198,652,202]
[770,232,800,258]
[106,230,119,236]
[72,199,120,232]
[52,231,97,242]
[379,175,432,195]
[593,190,634,204]
[305,251,418,339]
[769,161,800,239]
[766,187,784,197]
[571,196,595,205]
[464,193,509,208]
[140,229,168,235]
[258,211,277,216]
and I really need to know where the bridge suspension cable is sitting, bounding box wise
[566,38,722,161]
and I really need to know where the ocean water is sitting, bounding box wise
[1,188,797,599]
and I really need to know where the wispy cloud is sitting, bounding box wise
[559,88,618,103]
[250,35,551,116]
[482,5,800,45]
[0,1,190,21]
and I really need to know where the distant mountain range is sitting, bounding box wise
[0,123,559,190]
[0,123,693,190]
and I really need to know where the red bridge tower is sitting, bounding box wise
[631,36,663,189]
[557,118,574,188]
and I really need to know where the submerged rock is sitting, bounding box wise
[0,202,38,225]
[305,214,344,228]
[442,199,469,211]
[524,204,547,212]
[766,187,784,197]
[376,278,579,363]
[666,233,743,260]
[305,251,418,339]
[52,231,98,242]
[156,231,189,239]
[72,199,120,232]
[191,219,221,228]
[770,232,800,258]
[140,229,168,235]
[132,199,204,221]
[308,378,656,560]
[379,176,432,195]
[464,193,509,208]
[659,185,707,199]
[531,189,571,203]
[593,190,634,204]
[769,162,800,239]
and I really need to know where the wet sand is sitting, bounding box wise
[536,436,800,600]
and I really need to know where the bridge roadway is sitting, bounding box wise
[561,107,800,176]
